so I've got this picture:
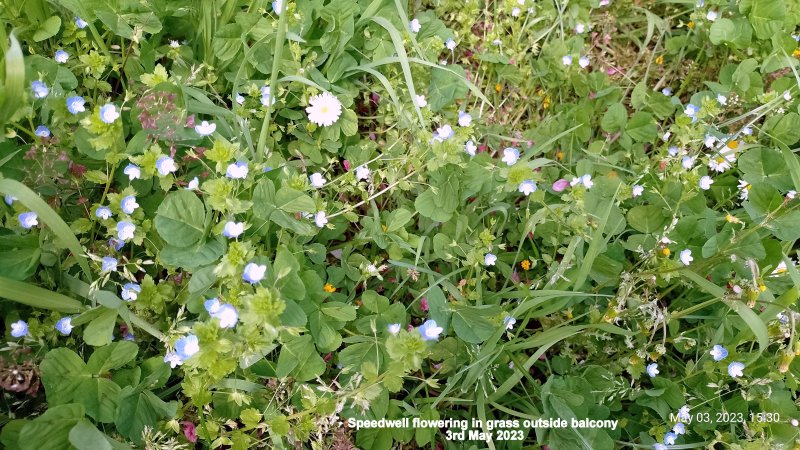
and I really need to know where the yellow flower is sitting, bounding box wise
[555,150,564,161]
[758,284,767,292]
[727,140,739,149]
[793,48,800,58]
[324,283,336,293]
[687,21,695,29]
[655,55,664,65]
[543,96,551,109]
[662,247,671,257]
[495,83,503,93]
[520,259,531,270]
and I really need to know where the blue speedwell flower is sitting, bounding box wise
[242,262,267,284]
[418,319,443,341]
[123,164,141,180]
[458,111,472,127]
[95,206,112,220]
[503,316,516,330]
[116,221,136,241]
[432,124,454,142]
[222,221,245,238]
[662,87,672,96]
[121,283,141,301]
[664,431,677,445]
[99,104,120,123]
[156,156,177,176]
[35,125,50,138]
[75,17,88,28]
[409,18,421,33]
[18,212,38,229]
[194,120,216,136]
[484,253,497,266]
[646,363,659,377]
[101,256,118,273]
[54,49,69,63]
[465,140,477,156]
[710,344,728,361]
[226,161,249,179]
[673,422,686,435]
[10,320,28,338]
[55,317,73,335]
[175,334,199,358]
[684,103,698,122]
[519,180,537,196]
[501,147,520,165]
[388,323,401,335]
[31,80,49,98]
[120,195,139,214]
[272,0,283,14]
[4,194,16,205]
[66,96,86,114]
[186,177,199,190]
[728,361,745,377]
[108,238,124,251]
[213,304,239,329]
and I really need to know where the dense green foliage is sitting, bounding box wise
[1,0,800,449]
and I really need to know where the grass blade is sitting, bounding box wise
[0,275,84,313]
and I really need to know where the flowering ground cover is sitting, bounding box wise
[1,0,800,448]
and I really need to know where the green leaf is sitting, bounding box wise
[87,341,138,374]
[625,112,657,142]
[40,348,90,405]
[275,334,326,381]
[763,112,800,145]
[320,302,357,321]
[154,190,206,248]
[96,10,134,39]
[33,16,62,42]
[19,404,84,450]
[626,205,668,233]
[68,420,112,450]
[75,378,121,423]
[450,304,499,344]
[83,307,118,347]
[114,388,177,444]
[0,33,26,127]
[274,188,316,213]
[600,103,627,133]
[160,238,225,270]
[414,189,452,222]
[426,286,451,334]
[427,64,468,112]
[339,109,358,136]
[742,0,785,40]
[709,18,752,48]
[771,210,800,241]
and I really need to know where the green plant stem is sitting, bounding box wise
[255,1,289,162]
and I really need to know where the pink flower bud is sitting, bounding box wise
[552,178,570,192]
[182,422,197,443]
[420,297,429,312]
[343,160,351,171]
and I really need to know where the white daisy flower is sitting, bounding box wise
[707,149,736,172]
[738,179,751,200]
[306,92,343,127]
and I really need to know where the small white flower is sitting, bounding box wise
[156,156,178,176]
[415,95,427,108]
[646,363,659,377]
[123,164,141,180]
[662,132,672,141]
[309,172,326,188]
[706,10,717,21]
[314,211,328,228]
[575,23,585,33]
[717,94,727,105]
[519,180,537,196]
[306,92,343,127]
[235,93,245,104]
[355,165,370,181]
[186,177,199,190]
[458,111,472,127]
[242,263,267,284]
[54,50,69,63]
[169,40,180,48]
[738,179,751,200]
[225,161,249,179]
[195,120,216,136]
[504,316,516,330]
[388,323,401,335]
[502,147,520,165]
[484,253,497,266]
[409,18,421,33]
[704,135,717,148]
[699,175,713,190]
[222,221,245,238]
[433,124,454,142]
[445,38,457,50]
[465,140,477,156]
[562,55,573,66]
[578,56,590,68]
[742,126,753,135]
[117,221,136,241]
[99,104,120,124]
[682,155,695,170]
[215,304,239,328]
[632,185,644,198]
[511,7,521,17]
[260,86,276,106]
[573,174,593,189]
[784,90,792,101]
[679,249,693,265]
[727,361,745,377]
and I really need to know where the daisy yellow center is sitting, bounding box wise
[321,106,329,113]
[716,157,724,163]
[746,184,751,190]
